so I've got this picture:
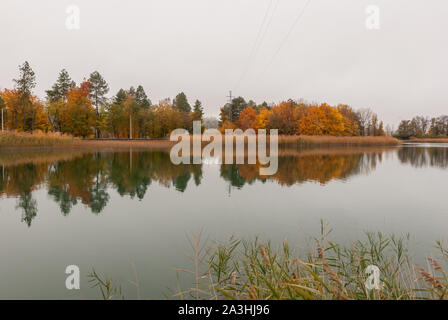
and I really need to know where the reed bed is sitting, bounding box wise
[408,137,448,143]
[89,225,448,300]
[80,139,176,149]
[0,131,77,147]
[0,131,401,148]
[278,135,401,148]
[89,227,448,300]
[172,227,448,300]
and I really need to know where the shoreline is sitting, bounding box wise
[407,138,448,143]
[0,132,401,148]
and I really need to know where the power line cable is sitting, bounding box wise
[252,0,280,66]
[234,0,274,90]
[260,0,312,77]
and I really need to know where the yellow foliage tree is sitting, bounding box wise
[297,104,345,135]
[254,108,272,130]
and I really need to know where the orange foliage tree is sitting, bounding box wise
[0,89,48,132]
[268,101,301,134]
[238,106,257,130]
[60,81,96,137]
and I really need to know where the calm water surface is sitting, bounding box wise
[0,144,447,299]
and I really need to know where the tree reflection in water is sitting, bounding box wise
[0,145,445,226]
[221,149,387,188]
[398,146,448,169]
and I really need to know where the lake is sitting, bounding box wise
[0,143,447,299]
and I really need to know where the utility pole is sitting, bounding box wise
[225,90,234,197]
[1,107,7,132]
[129,114,132,139]
[226,90,233,123]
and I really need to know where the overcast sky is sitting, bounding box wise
[1,0,447,127]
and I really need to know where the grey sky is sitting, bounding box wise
[1,0,447,127]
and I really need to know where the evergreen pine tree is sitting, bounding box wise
[46,69,76,102]
[192,99,203,120]
[173,92,191,112]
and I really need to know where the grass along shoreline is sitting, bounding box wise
[89,227,448,300]
[0,131,77,147]
[277,135,400,147]
[172,231,448,300]
[0,131,401,148]
[407,137,448,143]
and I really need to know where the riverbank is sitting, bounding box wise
[0,131,401,148]
[408,137,448,143]
[0,131,77,146]
[278,135,400,147]
[0,131,176,148]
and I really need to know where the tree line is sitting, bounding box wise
[396,115,448,139]
[0,61,392,138]
[219,97,387,136]
[0,62,204,138]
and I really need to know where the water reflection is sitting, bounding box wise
[0,145,446,226]
[398,146,448,169]
[221,149,386,188]
[0,150,202,225]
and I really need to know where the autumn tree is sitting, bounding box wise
[0,89,19,130]
[377,121,386,136]
[145,99,184,138]
[47,99,66,132]
[428,116,448,137]
[337,104,360,136]
[0,95,5,128]
[268,100,300,135]
[254,107,272,130]
[297,104,345,135]
[238,106,257,130]
[396,120,413,139]
[0,95,4,110]
[28,96,49,132]
[61,81,96,137]
[399,116,431,137]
